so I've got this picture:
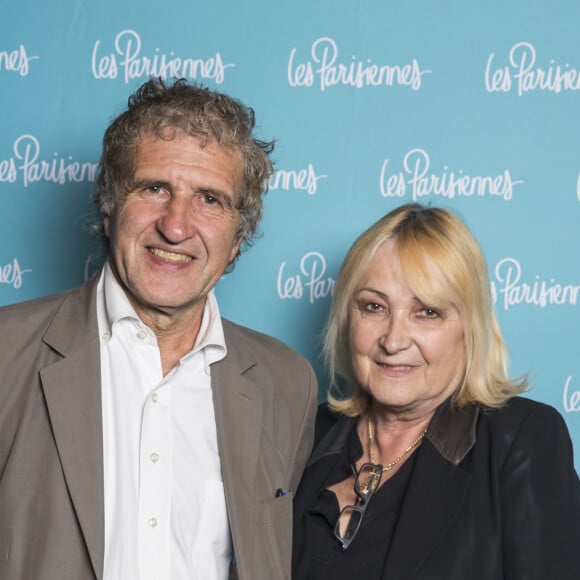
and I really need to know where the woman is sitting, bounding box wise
[293,203,580,579]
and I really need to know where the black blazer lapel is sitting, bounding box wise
[293,416,354,570]
[383,440,471,579]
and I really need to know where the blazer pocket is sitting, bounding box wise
[263,490,293,523]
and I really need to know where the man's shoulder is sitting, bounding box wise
[222,318,304,358]
[219,319,318,417]
[0,287,76,323]
[0,279,97,338]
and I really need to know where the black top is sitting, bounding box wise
[293,418,417,580]
[293,399,580,580]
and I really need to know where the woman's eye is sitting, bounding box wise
[364,302,383,312]
[421,308,439,318]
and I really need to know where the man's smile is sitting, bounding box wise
[148,247,193,263]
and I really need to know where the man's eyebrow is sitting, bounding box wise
[128,178,169,190]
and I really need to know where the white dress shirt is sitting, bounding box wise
[97,263,232,580]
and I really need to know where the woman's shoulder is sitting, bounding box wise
[478,396,573,449]
[482,396,566,426]
[314,403,351,447]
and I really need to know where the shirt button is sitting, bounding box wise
[150,452,160,464]
[137,330,147,340]
[101,331,111,341]
[149,517,158,528]
[151,392,159,403]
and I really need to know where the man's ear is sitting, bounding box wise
[103,213,111,237]
[229,236,243,263]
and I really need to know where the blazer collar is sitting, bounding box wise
[384,402,479,578]
[308,399,479,469]
[42,276,100,357]
[426,399,479,464]
[210,320,265,570]
[40,276,105,580]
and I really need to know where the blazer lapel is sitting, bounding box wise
[383,405,476,579]
[210,338,264,566]
[385,442,471,578]
[40,280,105,580]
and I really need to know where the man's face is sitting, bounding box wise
[103,132,244,324]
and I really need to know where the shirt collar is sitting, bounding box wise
[97,261,227,368]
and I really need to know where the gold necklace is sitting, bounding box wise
[367,416,427,473]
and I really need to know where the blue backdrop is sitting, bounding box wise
[2,0,579,470]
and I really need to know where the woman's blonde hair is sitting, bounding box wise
[325,203,526,417]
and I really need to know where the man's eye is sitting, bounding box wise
[203,194,218,204]
[135,185,169,202]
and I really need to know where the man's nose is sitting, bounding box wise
[156,195,195,243]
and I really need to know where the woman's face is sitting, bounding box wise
[349,239,466,419]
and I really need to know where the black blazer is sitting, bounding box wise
[293,397,580,580]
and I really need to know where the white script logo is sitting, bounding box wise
[563,376,580,413]
[0,258,31,289]
[269,164,328,195]
[288,36,431,92]
[485,41,580,96]
[277,252,335,303]
[492,258,580,310]
[380,148,523,202]
[0,135,97,187]
[0,44,39,76]
[92,29,234,84]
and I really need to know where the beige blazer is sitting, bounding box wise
[0,276,317,580]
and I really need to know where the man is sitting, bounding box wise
[0,78,317,580]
